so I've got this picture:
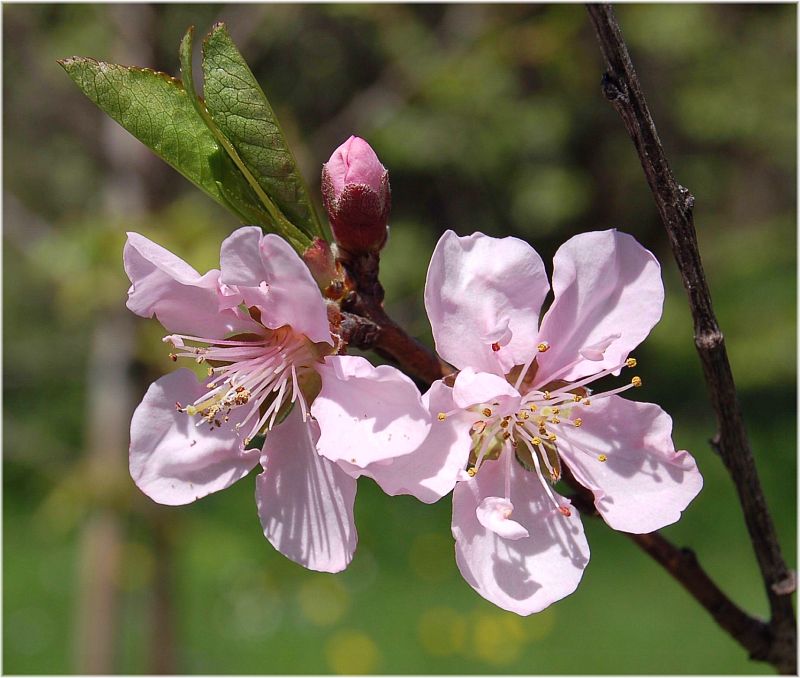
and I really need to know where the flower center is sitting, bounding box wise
[438,338,643,528]
[165,324,326,445]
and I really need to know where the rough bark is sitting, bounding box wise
[585,4,796,672]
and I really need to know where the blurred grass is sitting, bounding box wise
[3,3,796,674]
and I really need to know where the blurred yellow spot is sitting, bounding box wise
[524,607,556,642]
[409,533,452,583]
[418,606,466,656]
[325,629,380,674]
[470,611,526,665]
[297,577,349,626]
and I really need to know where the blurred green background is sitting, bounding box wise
[3,3,796,674]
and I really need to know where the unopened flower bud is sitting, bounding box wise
[321,136,390,255]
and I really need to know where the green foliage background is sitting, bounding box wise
[3,4,796,674]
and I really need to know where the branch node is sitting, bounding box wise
[695,330,724,351]
[600,71,627,103]
[772,571,797,596]
[678,184,696,211]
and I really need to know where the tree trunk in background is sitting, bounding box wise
[74,5,177,673]
[74,317,135,673]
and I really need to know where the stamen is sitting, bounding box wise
[544,357,634,398]
[598,454,608,462]
[514,341,551,391]
[471,424,497,474]
[436,406,462,421]
[518,434,567,514]
[504,442,512,501]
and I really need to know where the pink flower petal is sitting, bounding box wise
[311,355,431,468]
[219,227,332,345]
[476,497,529,540]
[556,395,703,533]
[452,455,590,616]
[535,230,664,385]
[124,232,259,338]
[425,231,549,376]
[256,406,357,573]
[348,381,472,503]
[129,369,259,506]
[452,367,520,411]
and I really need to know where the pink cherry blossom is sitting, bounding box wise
[402,229,703,615]
[125,226,430,573]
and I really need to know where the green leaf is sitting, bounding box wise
[58,56,263,222]
[201,23,324,240]
[178,27,310,252]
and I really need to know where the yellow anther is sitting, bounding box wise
[598,454,608,462]
[574,418,583,427]
[532,437,542,446]
[529,403,538,412]
[186,405,198,416]
[573,394,582,402]
[437,412,447,421]
[207,367,214,376]
[467,467,477,477]
[543,391,551,400]
[551,407,560,415]
[244,437,252,447]
[500,419,509,428]
[626,357,637,368]
[631,376,643,387]
[548,433,557,441]
[502,431,511,440]
[537,342,550,352]
[550,417,561,424]
[482,407,492,418]
[518,410,530,421]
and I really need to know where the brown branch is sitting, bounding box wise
[627,533,773,659]
[563,467,773,662]
[338,250,453,386]
[586,4,795,672]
